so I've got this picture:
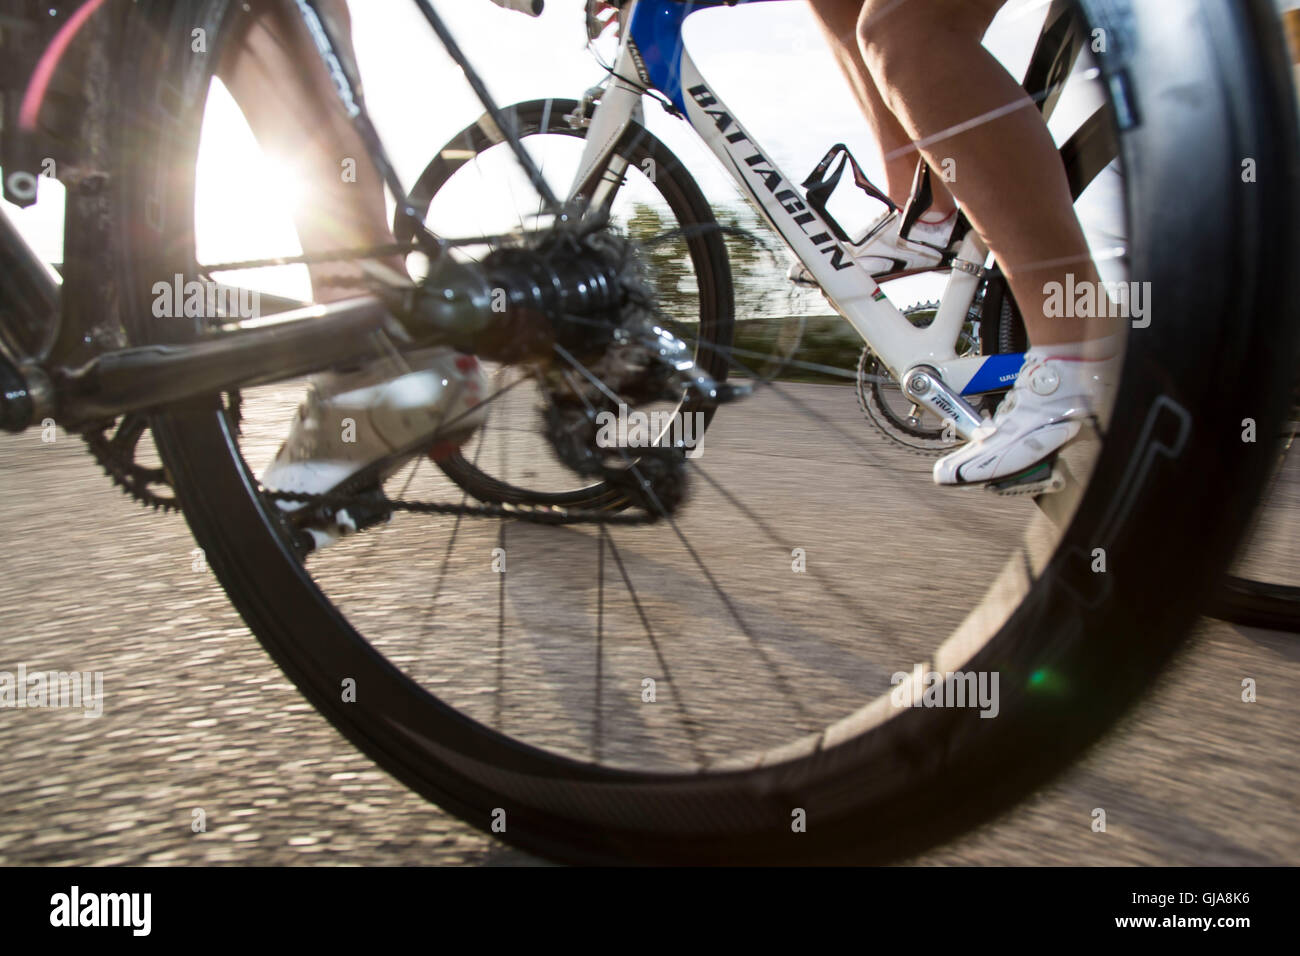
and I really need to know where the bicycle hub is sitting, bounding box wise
[402,233,629,364]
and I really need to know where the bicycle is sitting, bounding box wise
[0,0,1297,864]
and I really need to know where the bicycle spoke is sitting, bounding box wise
[686,458,901,647]
[499,117,532,238]
[495,519,507,729]
[494,365,514,728]
[535,104,553,226]
[618,321,902,468]
[594,527,605,762]
[353,455,425,561]
[675,327,866,383]
[294,0,443,256]
[394,453,423,499]
[198,234,542,277]
[198,242,412,276]
[418,406,494,646]
[552,343,815,729]
[880,82,1061,167]
[409,0,561,214]
[687,334,913,466]
[600,524,706,767]
[548,306,877,385]
[465,143,499,268]
[426,372,530,442]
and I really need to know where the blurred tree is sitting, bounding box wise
[623,202,694,321]
[623,199,821,320]
[623,198,854,382]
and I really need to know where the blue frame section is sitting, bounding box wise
[627,1,782,113]
[961,352,1025,395]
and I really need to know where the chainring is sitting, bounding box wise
[855,298,1004,456]
[83,393,242,511]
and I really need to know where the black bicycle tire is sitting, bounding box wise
[1206,421,1300,632]
[1208,576,1300,633]
[112,0,1300,863]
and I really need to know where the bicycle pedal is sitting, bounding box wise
[984,461,1066,497]
[289,486,393,555]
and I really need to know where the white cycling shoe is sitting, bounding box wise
[787,208,958,286]
[933,345,1119,488]
[261,347,488,548]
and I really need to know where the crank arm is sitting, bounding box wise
[900,365,985,440]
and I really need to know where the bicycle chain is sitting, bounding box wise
[262,485,661,526]
[83,415,182,512]
[82,392,241,512]
[83,400,662,526]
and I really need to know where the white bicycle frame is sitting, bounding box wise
[565,0,1012,438]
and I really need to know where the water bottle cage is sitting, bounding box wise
[800,144,898,244]
[898,156,941,249]
[802,148,972,258]
[899,160,974,257]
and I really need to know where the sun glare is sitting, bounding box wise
[195,78,312,303]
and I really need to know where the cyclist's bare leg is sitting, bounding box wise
[216,0,404,303]
[807,0,956,216]
[853,0,1111,345]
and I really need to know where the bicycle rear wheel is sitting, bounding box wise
[408,99,733,510]
[1208,412,1300,632]
[110,0,1300,863]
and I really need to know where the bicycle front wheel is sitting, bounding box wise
[109,0,1300,863]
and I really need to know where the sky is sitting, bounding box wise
[3,0,1118,311]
